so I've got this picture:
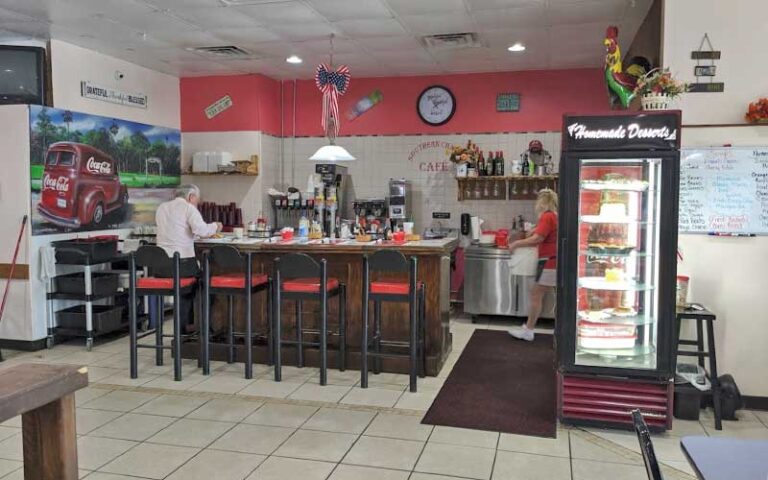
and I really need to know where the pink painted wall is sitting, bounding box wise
[180,73,282,136]
[181,69,612,136]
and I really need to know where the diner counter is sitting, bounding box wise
[189,236,458,376]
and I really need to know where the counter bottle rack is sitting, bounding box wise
[456,175,559,201]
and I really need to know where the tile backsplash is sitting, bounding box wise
[277,132,561,232]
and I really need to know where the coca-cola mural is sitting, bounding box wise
[29,105,181,235]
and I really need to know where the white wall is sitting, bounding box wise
[180,131,271,224]
[0,106,32,341]
[678,125,768,397]
[662,0,768,125]
[49,40,180,128]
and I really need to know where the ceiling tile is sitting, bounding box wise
[305,0,392,21]
[373,49,434,63]
[546,1,626,26]
[141,0,222,8]
[383,0,467,16]
[354,35,422,52]
[465,0,543,11]
[471,5,545,29]
[333,18,407,37]
[267,22,337,41]
[172,7,262,29]
[209,26,282,44]
[398,12,476,35]
[234,1,325,25]
[297,37,361,55]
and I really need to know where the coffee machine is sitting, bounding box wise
[314,164,352,238]
[353,198,387,237]
[387,178,411,231]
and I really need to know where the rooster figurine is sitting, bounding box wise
[604,26,637,109]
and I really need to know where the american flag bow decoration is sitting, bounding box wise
[315,64,350,138]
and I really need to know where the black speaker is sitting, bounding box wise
[460,213,470,235]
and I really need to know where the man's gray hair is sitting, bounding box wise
[175,184,200,200]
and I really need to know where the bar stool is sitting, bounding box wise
[273,253,346,386]
[201,246,272,379]
[361,250,426,392]
[129,246,198,381]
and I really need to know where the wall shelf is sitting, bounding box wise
[456,175,558,201]
[182,171,259,177]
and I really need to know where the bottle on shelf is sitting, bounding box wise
[486,151,494,176]
[527,155,536,177]
[478,150,485,176]
[497,151,505,176]
[520,153,528,176]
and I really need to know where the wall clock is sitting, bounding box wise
[417,85,456,126]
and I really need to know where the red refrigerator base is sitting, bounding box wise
[558,372,673,431]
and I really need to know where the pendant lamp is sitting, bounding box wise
[309,34,355,162]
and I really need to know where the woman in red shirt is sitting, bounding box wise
[508,189,558,341]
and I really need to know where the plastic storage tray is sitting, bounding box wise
[54,272,119,296]
[53,237,118,264]
[56,305,125,333]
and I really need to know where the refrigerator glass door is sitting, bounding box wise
[575,158,661,370]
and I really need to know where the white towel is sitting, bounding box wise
[508,247,539,276]
[122,238,141,253]
[39,245,57,281]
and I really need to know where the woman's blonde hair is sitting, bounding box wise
[535,188,558,215]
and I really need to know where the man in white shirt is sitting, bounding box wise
[155,184,221,331]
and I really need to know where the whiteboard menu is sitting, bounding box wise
[679,147,768,234]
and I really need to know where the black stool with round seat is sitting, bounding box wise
[273,253,346,386]
[201,245,273,379]
[128,246,199,382]
[361,250,426,392]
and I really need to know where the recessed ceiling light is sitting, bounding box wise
[508,43,526,52]
[286,55,303,64]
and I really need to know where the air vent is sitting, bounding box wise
[422,33,481,50]
[188,45,251,58]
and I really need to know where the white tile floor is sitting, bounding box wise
[0,314,766,479]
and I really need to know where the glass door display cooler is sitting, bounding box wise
[556,112,681,431]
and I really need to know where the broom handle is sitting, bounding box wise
[0,215,28,322]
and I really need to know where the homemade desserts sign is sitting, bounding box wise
[28,105,181,235]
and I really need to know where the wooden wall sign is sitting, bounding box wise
[690,33,724,93]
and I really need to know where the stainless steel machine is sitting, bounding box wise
[353,198,388,237]
[464,244,555,319]
[314,163,353,237]
[387,178,411,230]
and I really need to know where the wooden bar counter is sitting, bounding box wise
[188,237,458,376]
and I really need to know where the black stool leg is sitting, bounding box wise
[267,281,274,367]
[361,286,369,389]
[227,296,235,364]
[419,286,426,378]
[202,272,211,376]
[696,319,706,369]
[338,285,346,372]
[320,292,328,386]
[409,288,418,393]
[156,296,164,366]
[173,266,182,382]
[274,274,282,382]
[129,256,138,379]
[245,269,253,380]
[296,300,304,368]
[707,319,722,430]
[373,300,382,374]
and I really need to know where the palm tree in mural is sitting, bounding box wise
[62,110,73,140]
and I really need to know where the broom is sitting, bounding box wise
[0,215,28,362]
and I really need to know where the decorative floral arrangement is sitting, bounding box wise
[634,68,687,98]
[448,141,480,164]
[745,97,768,123]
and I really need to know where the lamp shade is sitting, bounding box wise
[308,144,356,161]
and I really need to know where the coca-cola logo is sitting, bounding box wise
[43,174,70,192]
[86,156,111,174]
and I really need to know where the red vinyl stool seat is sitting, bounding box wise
[137,277,196,290]
[282,277,340,293]
[369,281,427,295]
[210,273,269,289]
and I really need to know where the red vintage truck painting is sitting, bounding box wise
[38,142,128,229]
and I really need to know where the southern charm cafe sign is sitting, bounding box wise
[80,81,148,109]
